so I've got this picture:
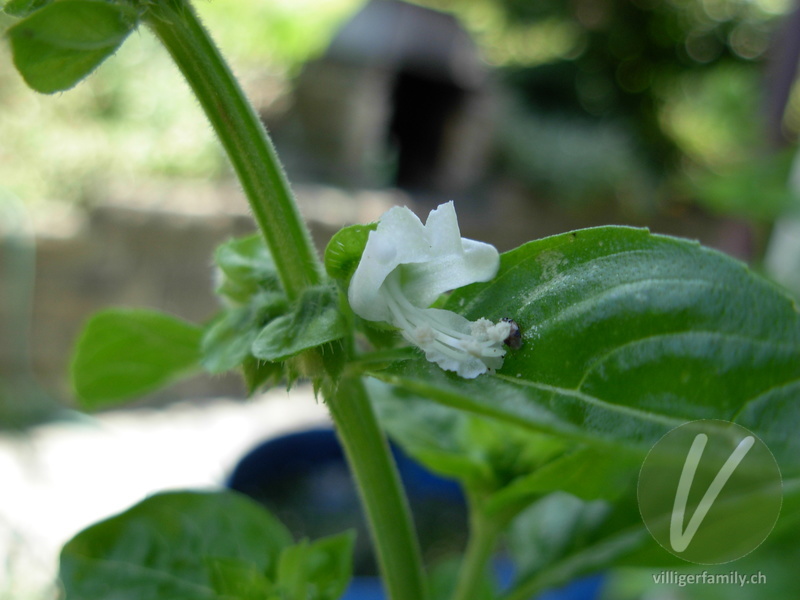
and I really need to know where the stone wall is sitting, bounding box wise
[1,181,739,408]
[0,183,405,406]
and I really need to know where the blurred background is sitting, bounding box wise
[2,0,800,598]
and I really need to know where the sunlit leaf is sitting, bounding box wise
[369,227,800,473]
[71,309,201,408]
[8,0,138,93]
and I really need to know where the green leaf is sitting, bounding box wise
[324,223,377,284]
[483,445,638,515]
[508,492,620,578]
[59,491,293,600]
[201,293,287,373]
[369,227,800,473]
[203,235,291,391]
[3,0,52,18]
[370,380,636,517]
[370,380,565,489]
[505,478,800,599]
[205,558,274,600]
[504,491,658,599]
[202,308,261,374]
[71,309,202,408]
[275,532,356,600]
[7,0,139,94]
[242,356,284,395]
[214,234,282,304]
[252,286,346,362]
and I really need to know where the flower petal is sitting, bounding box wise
[348,202,501,320]
[347,201,508,378]
[349,206,428,321]
[399,236,500,307]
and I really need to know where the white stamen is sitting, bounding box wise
[381,272,507,378]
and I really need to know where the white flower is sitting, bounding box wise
[349,202,511,378]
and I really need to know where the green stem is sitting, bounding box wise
[452,494,503,600]
[142,4,424,598]
[326,377,427,600]
[144,0,321,300]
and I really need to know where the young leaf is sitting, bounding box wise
[59,491,293,600]
[7,0,139,94]
[324,222,377,284]
[204,235,289,391]
[252,286,346,362]
[214,234,283,304]
[71,309,202,408]
[508,492,621,581]
[369,227,800,473]
[242,356,284,395]
[275,532,356,600]
[201,293,287,373]
[205,558,274,600]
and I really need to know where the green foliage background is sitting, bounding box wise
[2,0,798,224]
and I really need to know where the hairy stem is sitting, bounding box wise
[144,4,426,598]
[144,0,321,300]
[327,377,427,600]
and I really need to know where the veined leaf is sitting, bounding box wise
[252,286,346,362]
[370,380,637,517]
[59,491,292,600]
[368,227,800,472]
[59,491,356,600]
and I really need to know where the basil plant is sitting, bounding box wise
[3,1,799,600]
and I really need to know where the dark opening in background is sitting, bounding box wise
[388,69,465,191]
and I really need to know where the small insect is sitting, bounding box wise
[501,317,522,350]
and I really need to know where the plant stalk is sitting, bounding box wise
[144,4,426,598]
[452,494,503,600]
[327,377,427,600]
[144,0,321,300]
